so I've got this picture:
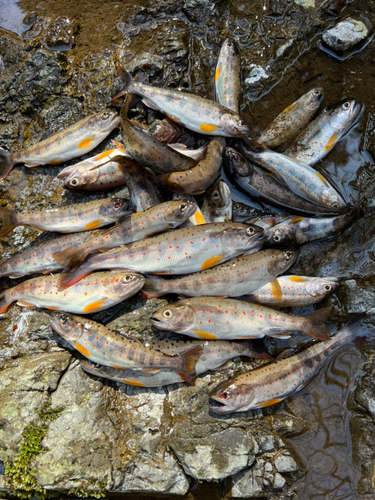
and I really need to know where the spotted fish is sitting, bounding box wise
[58,222,265,289]
[142,249,297,299]
[0,198,131,239]
[80,339,271,387]
[214,38,241,114]
[0,271,145,314]
[114,68,251,137]
[238,133,347,210]
[0,111,120,180]
[52,199,198,270]
[47,312,203,385]
[201,179,232,223]
[246,276,339,307]
[258,88,324,149]
[209,316,364,413]
[152,297,331,341]
[158,137,225,194]
[286,99,363,165]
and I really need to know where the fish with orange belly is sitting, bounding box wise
[0,271,144,314]
[0,111,120,180]
[0,198,130,238]
[209,316,365,413]
[47,311,204,385]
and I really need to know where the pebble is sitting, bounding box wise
[322,17,372,52]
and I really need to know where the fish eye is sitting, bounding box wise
[59,314,68,324]
[114,199,122,208]
[228,41,233,47]
[212,191,220,200]
[284,251,293,260]
[221,389,230,399]
[124,275,133,282]
[162,309,173,319]
[70,178,79,186]
[228,152,237,161]
[246,227,255,236]
[179,203,187,212]
[342,102,350,110]
[314,89,321,96]
[239,120,247,127]
[102,112,110,119]
[324,284,332,291]
[273,235,280,242]
[331,202,339,209]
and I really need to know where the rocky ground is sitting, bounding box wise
[0,0,375,498]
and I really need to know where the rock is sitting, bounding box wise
[125,52,164,77]
[273,472,286,489]
[322,17,372,52]
[244,65,269,86]
[274,454,298,473]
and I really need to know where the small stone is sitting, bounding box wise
[322,17,372,52]
[274,455,298,473]
[245,64,269,85]
[273,472,286,489]
[258,435,275,452]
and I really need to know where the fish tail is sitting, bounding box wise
[246,339,273,359]
[235,129,266,153]
[174,346,204,385]
[141,276,168,298]
[302,307,332,341]
[52,244,87,270]
[0,207,18,238]
[57,264,92,290]
[112,68,135,100]
[0,148,15,180]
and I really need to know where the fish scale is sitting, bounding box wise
[214,38,241,114]
[209,318,362,413]
[0,271,145,314]
[142,248,297,298]
[152,297,331,341]
[58,222,265,289]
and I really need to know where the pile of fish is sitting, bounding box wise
[0,38,365,414]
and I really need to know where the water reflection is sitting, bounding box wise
[284,347,361,499]
[0,0,28,35]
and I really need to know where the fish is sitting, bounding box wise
[246,276,339,307]
[237,133,347,210]
[250,215,291,231]
[263,203,360,247]
[151,297,331,341]
[158,137,226,195]
[142,248,298,299]
[0,230,102,279]
[116,156,165,212]
[258,88,324,149]
[0,271,145,314]
[232,202,274,223]
[172,194,206,227]
[80,339,271,387]
[201,179,232,223]
[47,311,203,385]
[151,118,195,147]
[0,111,120,180]
[209,316,364,413]
[114,68,252,137]
[119,96,197,173]
[58,222,265,289]
[52,199,198,270]
[214,38,241,114]
[223,147,347,215]
[168,143,208,161]
[0,198,131,239]
[285,99,363,165]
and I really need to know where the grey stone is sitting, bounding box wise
[323,17,372,52]
[273,472,286,489]
[258,435,275,452]
[274,455,298,473]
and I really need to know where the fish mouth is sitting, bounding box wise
[107,112,121,129]
[208,395,234,414]
[57,165,76,180]
[351,100,364,122]
[151,316,171,331]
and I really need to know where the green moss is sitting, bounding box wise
[4,401,65,499]
[68,479,107,498]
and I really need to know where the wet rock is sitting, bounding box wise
[322,17,372,52]
[274,454,298,473]
[125,52,164,77]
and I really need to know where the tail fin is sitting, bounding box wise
[174,346,204,385]
[302,307,332,341]
[112,68,135,100]
[141,276,168,298]
[235,129,266,154]
[0,296,10,314]
[53,244,87,270]
[0,148,16,180]
[57,263,92,290]
[246,339,272,359]
[0,207,18,238]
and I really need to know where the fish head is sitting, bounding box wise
[164,199,198,225]
[98,198,130,221]
[221,114,252,137]
[151,303,195,332]
[268,249,298,275]
[93,111,120,133]
[223,148,252,177]
[329,99,363,132]
[63,166,100,189]
[209,379,256,414]
[321,188,346,210]
[305,277,339,298]
[207,179,231,209]
[305,87,324,110]
[219,38,240,62]
[47,311,84,342]
[101,272,145,300]
[265,221,297,248]
[221,224,265,254]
